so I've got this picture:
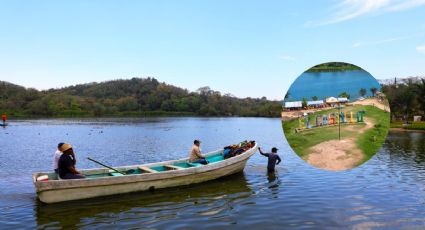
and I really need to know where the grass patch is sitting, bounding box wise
[283,105,390,163]
[355,106,390,162]
[390,121,425,130]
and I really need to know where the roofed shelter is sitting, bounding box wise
[284,101,303,110]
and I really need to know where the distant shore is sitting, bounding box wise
[1,112,281,120]
[306,62,362,72]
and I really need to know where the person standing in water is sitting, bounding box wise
[259,147,281,173]
[1,114,6,126]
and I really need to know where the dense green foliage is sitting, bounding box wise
[0,78,282,118]
[382,77,425,121]
[338,92,351,99]
[307,62,362,72]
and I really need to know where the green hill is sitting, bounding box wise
[0,78,282,118]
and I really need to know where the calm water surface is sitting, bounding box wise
[286,70,381,101]
[0,118,424,229]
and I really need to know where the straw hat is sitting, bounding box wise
[59,143,72,152]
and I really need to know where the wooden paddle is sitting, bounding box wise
[87,157,127,175]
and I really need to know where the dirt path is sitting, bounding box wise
[349,98,390,112]
[305,138,364,171]
[344,117,374,134]
[305,118,374,171]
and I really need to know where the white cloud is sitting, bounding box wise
[416,44,425,54]
[353,35,412,47]
[279,55,295,61]
[353,33,424,47]
[387,0,425,11]
[307,0,425,26]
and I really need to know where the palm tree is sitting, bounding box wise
[338,92,350,99]
[370,87,378,97]
[414,78,425,114]
[302,98,308,108]
[312,96,318,101]
[359,88,367,97]
[284,91,290,100]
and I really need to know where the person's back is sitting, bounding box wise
[259,147,281,172]
[189,144,201,161]
[53,143,64,173]
[188,140,208,164]
[58,153,74,178]
[57,143,85,179]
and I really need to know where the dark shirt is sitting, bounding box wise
[58,154,75,178]
[260,152,281,170]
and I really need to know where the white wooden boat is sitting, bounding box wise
[33,143,258,204]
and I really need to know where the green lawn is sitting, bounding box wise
[390,121,425,131]
[355,106,390,162]
[283,105,390,164]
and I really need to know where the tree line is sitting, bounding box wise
[0,78,282,118]
[382,77,425,122]
[307,62,362,72]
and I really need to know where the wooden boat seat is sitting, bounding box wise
[164,165,185,170]
[138,166,159,173]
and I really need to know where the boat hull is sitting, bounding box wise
[34,145,257,203]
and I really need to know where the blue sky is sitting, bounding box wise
[0,0,424,99]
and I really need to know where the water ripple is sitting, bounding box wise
[1,119,425,229]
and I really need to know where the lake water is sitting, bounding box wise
[285,70,381,101]
[0,118,424,229]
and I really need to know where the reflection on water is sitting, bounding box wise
[35,173,252,229]
[0,118,425,229]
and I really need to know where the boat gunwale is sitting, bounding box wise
[33,144,258,192]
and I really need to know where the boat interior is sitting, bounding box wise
[41,151,228,181]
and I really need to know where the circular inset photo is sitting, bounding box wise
[282,62,390,171]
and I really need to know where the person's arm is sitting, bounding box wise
[196,149,206,159]
[276,155,282,165]
[193,147,205,159]
[258,147,268,157]
[64,156,81,175]
[71,153,77,165]
[68,166,81,174]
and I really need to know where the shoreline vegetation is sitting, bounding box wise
[382,77,425,131]
[306,62,362,72]
[390,121,425,131]
[0,78,282,118]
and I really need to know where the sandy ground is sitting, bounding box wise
[349,98,390,112]
[305,118,373,171]
[306,138,364,171]
[344,118,373,133]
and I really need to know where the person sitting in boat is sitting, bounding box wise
[259,147,281,173]
[57,143,85,179]
[53,142,64,173]
[188,140,208,165]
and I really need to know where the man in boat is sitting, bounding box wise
[188,140,208,165]
[53,143,64,173]
[57,143,85,179]
[259,147,281,173]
